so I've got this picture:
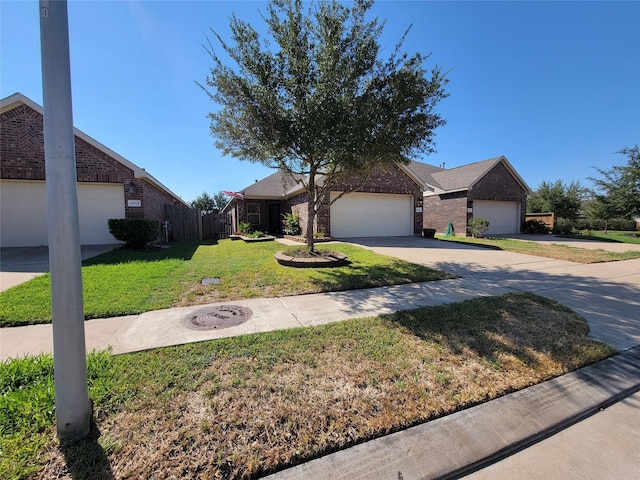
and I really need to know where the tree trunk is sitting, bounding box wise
[306,200,315,252]
[306,174,316,252]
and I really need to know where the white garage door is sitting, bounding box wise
[1,180,125,247]
[473,200,520,235]
[330,192,413,238]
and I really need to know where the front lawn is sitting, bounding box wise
[0,293,615,479]
[437,235,640,263]
[0,240,451,327]
[559,230,640,245]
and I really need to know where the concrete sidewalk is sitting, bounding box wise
[2,237,638,358]
[0,277,515,359]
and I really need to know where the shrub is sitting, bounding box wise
[571,217,635,233]
[609,218,636,231]
[522,219,549,234]
[467,217,490,238]
[282,212,301,236]
[108,218,159,249]
[238,222,252,235]
[553,218,574,235]
[575,218,604,231]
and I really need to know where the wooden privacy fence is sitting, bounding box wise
[164,205,231,242]
[165,204,201,242]
[202,212,232,240]
[525,212,555,230]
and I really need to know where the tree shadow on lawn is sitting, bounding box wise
[384,293,611,372]
[311,255,640,352]
[308,259,453,291]
[556,233,630,244]
[82,241,201,266]
[441,238,504,250]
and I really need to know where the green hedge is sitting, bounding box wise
[108,218,159,248]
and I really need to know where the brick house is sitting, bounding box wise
[417,156,530,236]
[224,155,529,237]
[0,93,190,247]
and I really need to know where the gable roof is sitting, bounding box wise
[239,162,427,200]
[415,156,531,195]
[0,92,190,207]
[405,161,445,190]
[230,156,530,200]
[240,170,306,199]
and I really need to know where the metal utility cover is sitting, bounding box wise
[183,305,252,331]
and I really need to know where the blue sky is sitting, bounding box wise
[2,1,638,203]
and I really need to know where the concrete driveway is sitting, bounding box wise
[344,235,640,351]
[492,233,640,252]
[0,244,120,292]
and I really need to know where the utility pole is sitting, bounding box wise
[39,0,91,441]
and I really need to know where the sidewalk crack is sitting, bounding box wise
[278,297,304,327]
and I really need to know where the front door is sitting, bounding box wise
[268,203,281,234]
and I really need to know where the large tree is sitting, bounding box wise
[201,0,448,250]
[191,191,229,213]
[527,179,587,222]
[191,191,216,213]
[588,146,640,222]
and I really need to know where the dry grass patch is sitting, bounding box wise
[14,294,614,480]
[438,236,640,263]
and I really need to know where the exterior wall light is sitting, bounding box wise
[126,181,137,195]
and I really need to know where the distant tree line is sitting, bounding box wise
[190,191,229,214]
[527,146,639,233]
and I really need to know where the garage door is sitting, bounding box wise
[330,192,413,238]
[1,180,125,247]
[473,200,520,235]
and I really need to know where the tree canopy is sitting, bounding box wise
[588,146,640,223]
[201,0,448,249]
[527,179,587,222]
[191,191,229,213]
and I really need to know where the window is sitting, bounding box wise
[247,203,260,225]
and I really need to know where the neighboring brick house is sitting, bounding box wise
[0,93,190,247]
[416,156,530,236]
[224,155,529,238]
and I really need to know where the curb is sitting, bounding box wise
[263,346,640,480]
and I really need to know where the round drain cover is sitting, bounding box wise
[183,305,253,331]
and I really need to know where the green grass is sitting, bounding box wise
[1,293,615,479]
[559,230,640,245]
[0,240,450,327]
[437,235,640,263]
[0,350,119,480]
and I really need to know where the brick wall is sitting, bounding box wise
[1,105,47,180]
[2,102,185,228]
[422,162,529,236]
[470,162,527,227]
[423,193,468,235]
[75,136,133,183]
[226,200,274,234]
[470,162,526,202]
[287,193,310,233]
[1,104,135,184]
[142,179,183,230]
